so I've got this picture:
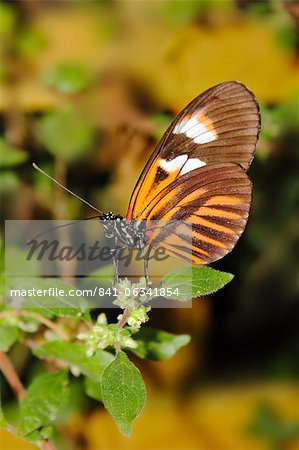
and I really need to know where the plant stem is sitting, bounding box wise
[5,424,17,434]
[0,310,69,340]
[0,352,25,401]
[117,308,130,329]
[42,440,56,450]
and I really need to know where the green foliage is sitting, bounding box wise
[101,351,146,436]
[260,93,299,144]
[0,138,28,195]
[0,138,29,168]
[276,22,297,52]
[2,265,234,438]
[1,0,298,446]
[131,327,190,361]
[0,172,19,193]
[17,27,46,59]
[5,277,90,320]
[86,264,115,288]
[148,0,233,27]
[113,278,150,310]
[247,2,271,17]
[160,265,234,300]
[17,371,69,440]
[5,246,40,277]
[84,377,102,401]
[44,63,93,94]
[34,341,114,381]
[0,405,6,428]
[0,3,16,37]
[151,113,171,141]
[0,323,19,351]
[77,312,139,355]
[248,402,299,447]
[35,106,96,162]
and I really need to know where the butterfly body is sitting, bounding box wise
[99,212,149,284]
[100,213,148,249]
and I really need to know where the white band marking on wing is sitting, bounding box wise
[181,158,206,175]
[159,155,188,173]
[173,116,217,144]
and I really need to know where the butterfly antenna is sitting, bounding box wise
[32,163,103,214]
[28,215,101,242]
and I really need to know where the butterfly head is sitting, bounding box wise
[100,211,124,221]
[99,212,125,238]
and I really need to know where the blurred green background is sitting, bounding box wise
[0,1,298,449]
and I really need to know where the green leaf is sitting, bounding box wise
[0,405,6,428]
[34,342,114,381]
[248,402,299,446]
[0,171,19,193]
[276,23,297,52]
[159,265,234,301]
[248,402,279,436]
[35,106,95,162]
[44,63,93,94]
[0,324,19,351]
[0,3,16,37]
[5,277,90,321]
[247,2,271,17]
[101,351,146,436]
[151,1,204,27]
[131,327,190,361]
[86,264,114,288]
[23,426,54,443]
[0,138,28,168]
[148,0,232,27]
[23,430,43,442]
[17,27,46,59]
[5,246,40,277]
[84,377,102,401]
[57,378,86,422]
[17,371,69,438]
[151,113,171,141]
[40,426,53,440]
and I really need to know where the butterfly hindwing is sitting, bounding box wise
[142,163,252,264]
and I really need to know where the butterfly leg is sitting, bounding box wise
[112,252,119,286]
[142,246,151,287]
[144,258,150,287]
[111,237,120,286]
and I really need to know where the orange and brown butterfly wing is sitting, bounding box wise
[142,163,252,264]
[126,81,260,221]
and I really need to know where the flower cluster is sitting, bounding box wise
[113,277,151,310]
[77,313,137,356]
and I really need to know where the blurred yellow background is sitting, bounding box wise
[1,1,298,449]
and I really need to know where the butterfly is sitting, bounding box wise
[33,81,260,284]
[99,81,261,284]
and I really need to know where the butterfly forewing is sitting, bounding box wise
[127,81,260,222]
[126,81,260,265]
